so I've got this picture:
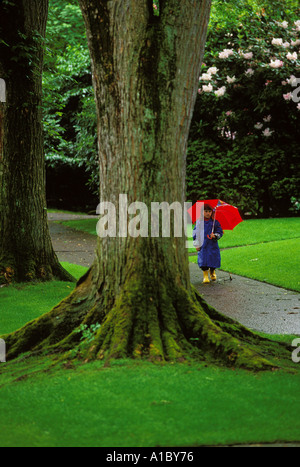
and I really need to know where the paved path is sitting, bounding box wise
[48,213,300,336]
[48,213,97,268]
[190,263,300,335]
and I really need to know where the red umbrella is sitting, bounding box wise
[188,199,243,231]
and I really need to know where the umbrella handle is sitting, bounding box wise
[210,206,217,236]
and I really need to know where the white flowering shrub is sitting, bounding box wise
[187,2,300,216]
[198,17,299,136]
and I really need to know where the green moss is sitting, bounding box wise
[2,279,95,360]
[3,259,297,372]
[75,271,278,370]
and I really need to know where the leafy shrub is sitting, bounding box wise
[43,0,99,201]
[187,0,300,216]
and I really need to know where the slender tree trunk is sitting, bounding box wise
[0,0,74,284]
[2,0,292,370]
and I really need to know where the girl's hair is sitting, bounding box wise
[204,204,215,219]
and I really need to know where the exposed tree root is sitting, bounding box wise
[0,258,75,285]
[1,267,295,372]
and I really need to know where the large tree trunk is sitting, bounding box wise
[0,0,74,284]
[2,0,292,370]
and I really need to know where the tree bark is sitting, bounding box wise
[0,0,74,283]
[2,0,292,370]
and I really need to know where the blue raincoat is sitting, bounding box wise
[193,218,223,269]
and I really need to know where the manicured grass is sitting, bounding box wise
[220,239,300,292]
[48,209,88,215]
[1,260,300,447]
[187,218,300,292]
[60,262,88,281]
[59,218,98,236]
[189,237,300,292]
[187,217,300,249]
[0,263,88,335]
[218,217,300,249]
[0,357,300,447]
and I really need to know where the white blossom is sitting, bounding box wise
[287,75,297,85]
[272,38,283,46]
[287,52,298,61]
[278,21,288,29]
[272,38,290,48]
[263,115,272,123]
[269,59,284,68]
[241,52,253,59]
[214,86,226,97]
[202,83,213,93]
[262,128,274,137]
[226,75,236,83]
[207,67,219,75]
[201,73,213,81]
[219,49,234,59]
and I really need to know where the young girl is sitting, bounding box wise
[193,204,223,283]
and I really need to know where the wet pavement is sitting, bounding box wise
[190,263,300,336]
[49,213,300,336]
[49,216,97,268]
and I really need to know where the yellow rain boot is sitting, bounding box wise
[203,270,210,284]
[210,268,217,281]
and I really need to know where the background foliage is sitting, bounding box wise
[187,0,300,217]
[43,0,300,216]
[43,0,98,209]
